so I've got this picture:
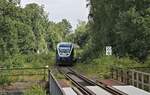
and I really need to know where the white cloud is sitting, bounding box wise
[21,0,89,29]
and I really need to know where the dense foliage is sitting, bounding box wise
[0,0,72,66]
[85,0,150,61]
[66,21,89,48]
[46,19,72,49]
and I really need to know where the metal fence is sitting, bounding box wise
[0,67,48,82]
[111,66,150,92]
[0,67,49,94]
[0,67,66,95]
[48,70,65,95]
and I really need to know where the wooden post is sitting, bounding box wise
[112,67,114,79]
[141,73,144,89]
[44,67,46,81]
[121,70,123,82]
[123,70,126,83]
[116,69,118,81]
[149,75,150,92]
[136,72,139,88]
[126,71,129,84]
[132,70,134,86]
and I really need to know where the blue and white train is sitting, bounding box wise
[56,42,74,65]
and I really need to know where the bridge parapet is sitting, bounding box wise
[111,66,150,92]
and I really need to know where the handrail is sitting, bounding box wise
[0,67,48,70]
[48,70,66,95]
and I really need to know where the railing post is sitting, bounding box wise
[44,67,46,81]
[48,70,51,95]
[44,66,49,81]
[121,69,123,82]
[149,75,150,92]
[126,71,129,84]
[136,72,139,88]
[111,67,113,79]
[116,69,118,81]
[132,70,134,86]
[141,73,144,89]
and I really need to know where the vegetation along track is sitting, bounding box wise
[57,67,128,95]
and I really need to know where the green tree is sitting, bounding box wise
[66,21,88,47]
[0,0,73,66]
[16,21,36,54]
[58,19,72,37]
[46,20,73,49]
[0,17,18,58]
[85,0,150,60]
[24,3,49,53]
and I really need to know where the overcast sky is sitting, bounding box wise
[21,0,89,29]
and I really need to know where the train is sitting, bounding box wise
[56,42,74,65]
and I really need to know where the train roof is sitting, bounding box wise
[57,42,73,48]
[57,42,72,45]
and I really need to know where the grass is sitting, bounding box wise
[23,85,46,95]
[74,55,149,79]
[0,75,11,85]
[0,51,55,86]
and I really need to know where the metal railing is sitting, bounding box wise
[130,70,150,91]
[111,66,150,92]
[0,67,49,94]
[48,70,65,95]
[0,67,48,82]
[0,67,67,95]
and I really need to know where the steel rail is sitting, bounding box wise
[57,67,95,95]
[65,73,96,95]
[74,71,127,95]
[67,67,128,95]
[57,67,128,95]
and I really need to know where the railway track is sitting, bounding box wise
[57,67,127,95]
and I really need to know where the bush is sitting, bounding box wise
[23,52,55,68]
[0,52,55,68]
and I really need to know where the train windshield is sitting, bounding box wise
[59,44,71,53]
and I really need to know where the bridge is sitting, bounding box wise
[0,66,150,95]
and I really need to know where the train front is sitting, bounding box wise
[56,42,74,65]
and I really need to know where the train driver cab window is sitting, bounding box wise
[59,44,71,54]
